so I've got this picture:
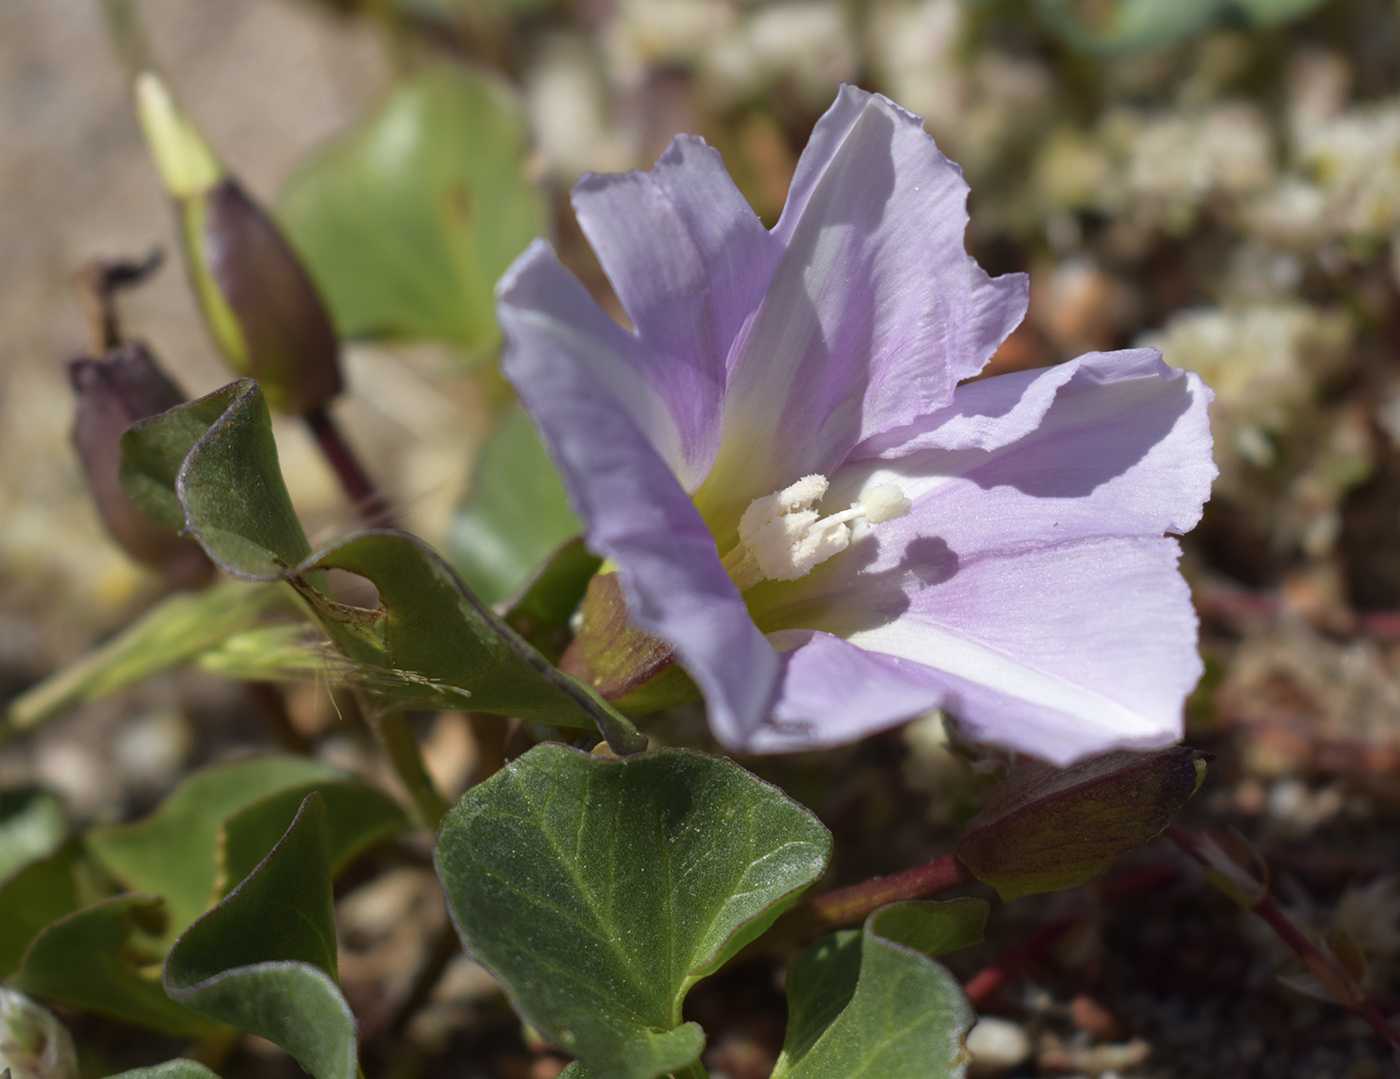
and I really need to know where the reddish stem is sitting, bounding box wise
[304,406,396,529]
[964,916,1075,1007]
[765,852,972,951]
[1166,825,1400,1053]
[961,862,1181,1008]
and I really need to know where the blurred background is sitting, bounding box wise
[5,1,1400,1076]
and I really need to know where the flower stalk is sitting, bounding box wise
[1166,824,1400,1052]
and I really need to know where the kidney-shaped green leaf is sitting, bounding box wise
[15,895,216,1037]
[87,756,345,937]
[772,900,986,1079]
[308,531,643,748]
[435,745,832,1079]
[165,793,357,1079]
[215,778,409,899]
[279,65,546,357]
[121,379,311,579]
[0,844,84,980]
[117,377,642,751]
[107,1062,222,1079]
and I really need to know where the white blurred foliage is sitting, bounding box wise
[1143,304,1351,469]
[866,0,966,138]
[1042,103,1275,231]
[526,33,634,177]
[700,2,857,107]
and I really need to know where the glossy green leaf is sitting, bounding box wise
[771,901,985,1079]
[120,375,640,749]
[87,756,345,936]
[215,778,410,899]
[279,66,546,356]
[0,788,65,883]
[954,747,1206,900]
[4,580,293,736]
[165,794,357,1079]
[308,531,643,748]
[450,405,581,607]
[15,896,216,1037]
[107,1062,222,1079]
[436,745,832,1079]
[1035,0,1220,53]
[121,379,312,578]
[0,846,83,979]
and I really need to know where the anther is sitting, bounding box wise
[721,475,912,591]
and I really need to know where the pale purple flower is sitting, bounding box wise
[497,86,1215,764]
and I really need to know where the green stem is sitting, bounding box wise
[370,701,449,830]
[98,0,152,76]
[670,1063,710,1079]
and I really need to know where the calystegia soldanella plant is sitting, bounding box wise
[7,3,1399,1078]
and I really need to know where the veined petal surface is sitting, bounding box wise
[698,87,1027,532]
[498,245,780,745]
[572,137,779,488]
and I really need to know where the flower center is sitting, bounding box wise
[720,474,911,592]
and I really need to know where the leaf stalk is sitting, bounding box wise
[369,701,449,830]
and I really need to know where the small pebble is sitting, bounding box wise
[966,1015,1032,1073]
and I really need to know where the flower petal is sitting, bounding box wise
[498,241,780,743]
[571,136,780,487]
[844,537,1200,764]
[697,86,1027,527]
[741,629,945,753]
[831,349,1216,556]
[851,356,1082,459]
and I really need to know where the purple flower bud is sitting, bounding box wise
[182,177,342,415]
[136,71,341,415]
[68,342,213,587]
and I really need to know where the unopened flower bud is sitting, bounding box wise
[69,342,213,587]
[135,72,342,415]
[954,746,1208,899]
[0,989,79,1079]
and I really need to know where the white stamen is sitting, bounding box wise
[860,483,913,524]
[721,474,912,591]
